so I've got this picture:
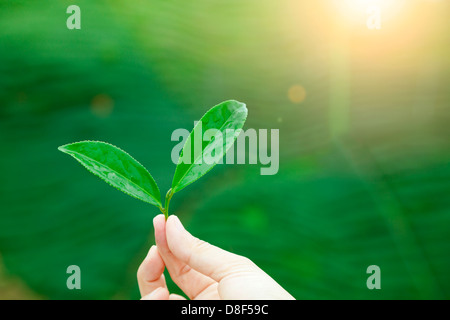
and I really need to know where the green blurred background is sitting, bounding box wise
[0,0,449,299]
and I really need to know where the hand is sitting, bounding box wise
[137,214,295,300]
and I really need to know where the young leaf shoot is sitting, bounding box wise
[58,100,247,219]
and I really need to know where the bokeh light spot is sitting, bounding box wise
[288,85,307,104]
[91,94,114,117]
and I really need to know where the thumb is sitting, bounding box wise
[165,215,256,282]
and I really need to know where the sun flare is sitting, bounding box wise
[332,0,407,25]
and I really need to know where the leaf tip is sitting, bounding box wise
[228,99,248,116]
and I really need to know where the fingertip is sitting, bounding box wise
[147,245,163,265]
[155,214,174,255]
[138,245,164,281]
[166,215,193,261]
[166,215,185,236]
[153,214,165,229]
[145,245,157,259]
[166,216,180,244]
[154,214,166,241]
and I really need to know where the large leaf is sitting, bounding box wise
[171,100,248,193]
[58,141,161,207]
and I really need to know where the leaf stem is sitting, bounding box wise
[163,188,174,220]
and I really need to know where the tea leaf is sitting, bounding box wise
[171,100,247,193]
[58,141,161,207]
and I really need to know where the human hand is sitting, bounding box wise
[137,214,295,300]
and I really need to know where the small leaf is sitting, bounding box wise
[171,100,247,193]
[58,141,161,207]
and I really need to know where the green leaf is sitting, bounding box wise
[171,100,248,193]
[58,141,161,207]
